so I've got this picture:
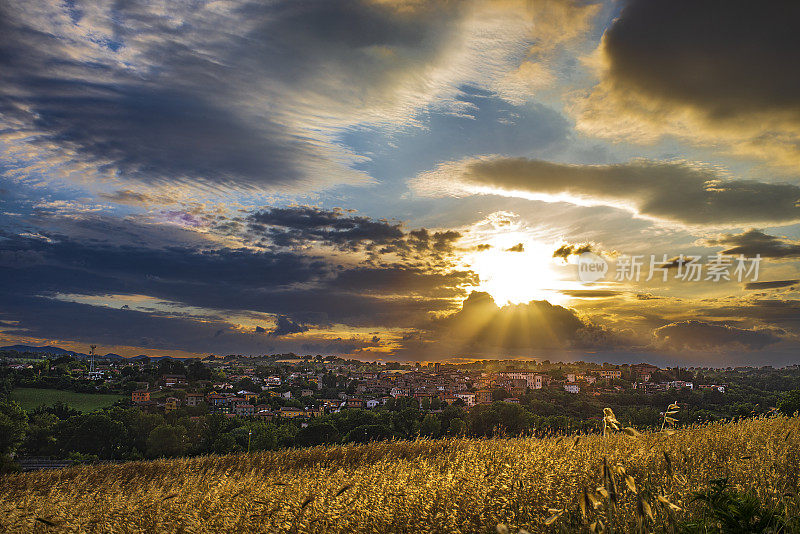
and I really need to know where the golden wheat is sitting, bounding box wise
[1,416,798,533]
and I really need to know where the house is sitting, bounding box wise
[281,391,292,399]
[366,399,380,409]
[346,398,365,409]
[207,393,228,406]
[390,386,411,398]
[278,406,305,418]
[165,397,180,411]
[185,392,204,407]
[453,392,476,407]
[498,371,546,389]
[564,384,580,394]
[229,397,248,408]
[132,390,150,403]
[233,403,255,417]
[598,369,622,380]
[666,380,694,390]
[301,389,314,397]
[306,406,324,417]
[630,363,659,378]
[566,373,576,383]
[638,382,666,394]
[243,392,259,404]
[699,384,726,393]
[475,389,492,404]
[504,397,520,404]
[163,374,188,388]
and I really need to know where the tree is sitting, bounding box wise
[56,413,126,459]
[187,360,211,381]
[296,421,340,447]
[778,389,800,416]
[419,414,441,437]
[146,424,187,458]
[0,400,28,460]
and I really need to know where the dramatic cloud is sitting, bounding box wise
[247,207,404,250]
[413,157,800,226]
[0,0,594,191]
[698,300,800,330]
[553,242,595,260]
[706,230,800,259]
[246,206,462,259]
[653,320,782,351]
[267,316,310,338]
[0,206,479,356]
[578,0,800,166]
[427,291,617,351]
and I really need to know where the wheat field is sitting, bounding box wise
[2,416,798,533]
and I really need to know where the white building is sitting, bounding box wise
[667,380,694,390]
[498,371,546,389]
[564,384,580,394]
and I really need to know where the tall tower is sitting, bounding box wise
[89,344,97,374]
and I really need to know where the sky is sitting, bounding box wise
[1,0,800,366]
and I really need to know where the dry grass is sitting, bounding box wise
[2,416,798,533]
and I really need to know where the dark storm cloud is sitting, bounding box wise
[744,280,798,290]
[415,158,800,226]
[0,294,266,355]
[698,299,800,330]
[246,206,462,257]
[0,293,381,356]
[267,316,310,338]
[707,230,800,259]
[653,320,782,351]
[247,207,404,249]
[0,221,472,348]
[579,0,800,165]
[604,0,800,120]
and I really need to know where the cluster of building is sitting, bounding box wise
[121,360,729,418]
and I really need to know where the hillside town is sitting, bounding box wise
[2,345,799,468]
[4,346,733,421]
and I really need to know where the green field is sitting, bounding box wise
[10,388,125,412]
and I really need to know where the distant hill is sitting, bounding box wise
[0,345,188,360]
[0,345,83,356]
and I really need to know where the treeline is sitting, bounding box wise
[1,398,600,466]
[3,386,798,470]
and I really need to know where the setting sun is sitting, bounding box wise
[466,234,563,306]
